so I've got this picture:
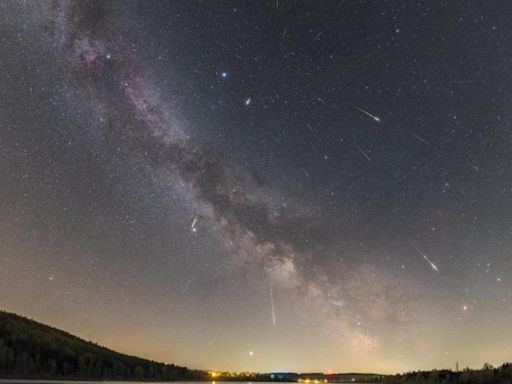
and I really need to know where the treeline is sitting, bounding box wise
[384,363,512,384]
[0,310,208,380]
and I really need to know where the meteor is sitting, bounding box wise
[356,145,371,163]
[269,278,277,326]
[316,96,327,105]
[356,106,381,122]
[413,245,439,273]
[191,216,198,233]
[408,131,429,145]
[281,26,287,43]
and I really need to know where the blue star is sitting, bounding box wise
[221,71,228,78]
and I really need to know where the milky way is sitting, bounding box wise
[2,0,512,374]
[51,0,401,352]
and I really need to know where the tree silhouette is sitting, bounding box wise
[0,310,208,380]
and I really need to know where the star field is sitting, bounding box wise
[1,0,512,374]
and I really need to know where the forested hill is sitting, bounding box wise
[383,364,512,384]
[0,310,207,380]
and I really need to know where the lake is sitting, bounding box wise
[0,381,373,384]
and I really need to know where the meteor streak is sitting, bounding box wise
[316,96,327,105]
[191,216,198,233]
[281,26,287,43]
[269,278,277,326]
[356,106,381,122]
[356,145,372,163]
[413,245,439,273]
[408,131,429,145]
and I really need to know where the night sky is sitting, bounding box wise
[1,0,512,374]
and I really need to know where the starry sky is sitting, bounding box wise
[1,0,512,375]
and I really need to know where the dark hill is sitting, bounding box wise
[0,310,207,380]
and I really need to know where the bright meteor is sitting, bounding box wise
[413,245,439,273]
[269,279,277,326]
[191,216,198,233]
[356,106,381,122]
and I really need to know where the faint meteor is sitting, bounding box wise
[356,145,371,163]
[303,167,310,178]
[313,31,323,41]
[408,131,429,145]
[269,279,277,326]
[191,216,198,233]
[281,26,287,43]
[336,0,347,8]
[356,106,381,122]
[316,96,327,105]
[413,245,439,273]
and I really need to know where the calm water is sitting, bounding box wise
[0,381,371,384]
[0,381,365,384]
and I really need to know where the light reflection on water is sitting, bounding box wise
[0,381,371,384]
[0,382,302,384]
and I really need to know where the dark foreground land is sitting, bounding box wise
[383,364,512,384]
[0,311,383,383]
[1,310,511,384]
[0,311,207,381]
